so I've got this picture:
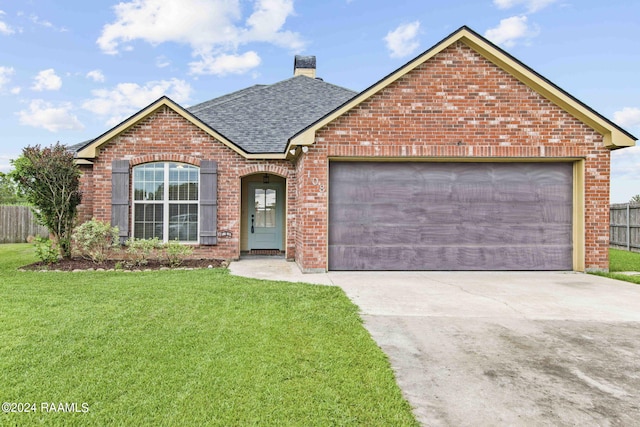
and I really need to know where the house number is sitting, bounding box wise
[307,172,325,193]
[312,179,325,193]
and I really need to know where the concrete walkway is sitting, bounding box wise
[228,257,334,285]
[229,258,640,426]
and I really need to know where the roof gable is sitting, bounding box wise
[75,77,356,160]
[74,96,250,159]
[290,26,636,149]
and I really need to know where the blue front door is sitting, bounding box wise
[248,182,284,250]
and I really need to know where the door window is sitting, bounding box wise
[254,188,276,228]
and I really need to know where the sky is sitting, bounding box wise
[0,0,639,202]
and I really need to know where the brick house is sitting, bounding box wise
[72,26,636,272]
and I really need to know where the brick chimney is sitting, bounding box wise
[293,55,316,78]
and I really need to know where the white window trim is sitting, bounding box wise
[131,162,200,244]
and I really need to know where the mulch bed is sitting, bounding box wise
[21,257,226,272]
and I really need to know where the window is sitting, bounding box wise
[254,188,277,228]
[133,162,199,242]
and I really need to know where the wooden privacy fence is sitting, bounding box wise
[610,203,640,252]
[0,205,48,243]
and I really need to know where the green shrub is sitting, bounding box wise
[163,240,194,267]
[125,237,161,267]
[72,219,119,263]
[11,143,81,258]
[34,237,60,265]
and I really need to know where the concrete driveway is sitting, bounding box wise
[229,260,640,426]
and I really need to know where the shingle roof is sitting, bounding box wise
[67,140,93,153]
[187,76,356,153]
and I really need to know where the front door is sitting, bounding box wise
[248,182,284,250]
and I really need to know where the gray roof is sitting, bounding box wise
[188,76,356,153]
[67,140,93,153]
[70,75,356,156]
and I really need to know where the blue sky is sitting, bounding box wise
[1,0,639,202]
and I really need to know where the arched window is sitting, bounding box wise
[132,162,199,242]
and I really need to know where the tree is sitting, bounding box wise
[0,172,27,205]
[11,143,82,258]
[631,194,640,205]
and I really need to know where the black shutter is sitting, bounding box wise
[111,160,130,244]
[199,160,218,245]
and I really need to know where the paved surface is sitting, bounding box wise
[229,259,640,426]
[229,257,334,285]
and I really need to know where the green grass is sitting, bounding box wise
[0,244,417,426]
[608,248,640,272]
[591,248,640,285]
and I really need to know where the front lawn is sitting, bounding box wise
[591,248,640,285]
[0,244,417,426]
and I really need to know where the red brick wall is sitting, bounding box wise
[77,106,296,260]
[294,152,327,271]
[295,41,610,271]
[77,164,94,223]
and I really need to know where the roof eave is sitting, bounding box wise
[604,129,635,149]
[74,159,94,165]
[244,152,288,160]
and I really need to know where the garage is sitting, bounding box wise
[328,162,573,271]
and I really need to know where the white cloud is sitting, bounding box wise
[97,0,303,76]
[610,113,640,199]
[82,78,193,126]
[384,21,421,58]
[86,69,106,83]
[484,16,539,47]
[243,0,302,49]
[97,0,243,55]
[28,14,65,31]
[611,145,640,203]
[189,51,261,76]
[31,15,52,28]
[0,10,14,35]
[10,86,21,94]
[614,107,640,129]
[0,66,14,90]
[17,99,84,132]
[156,55,171,68]
[32,68,62,91]
[493,0,558,13]
[609,105,640,200]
